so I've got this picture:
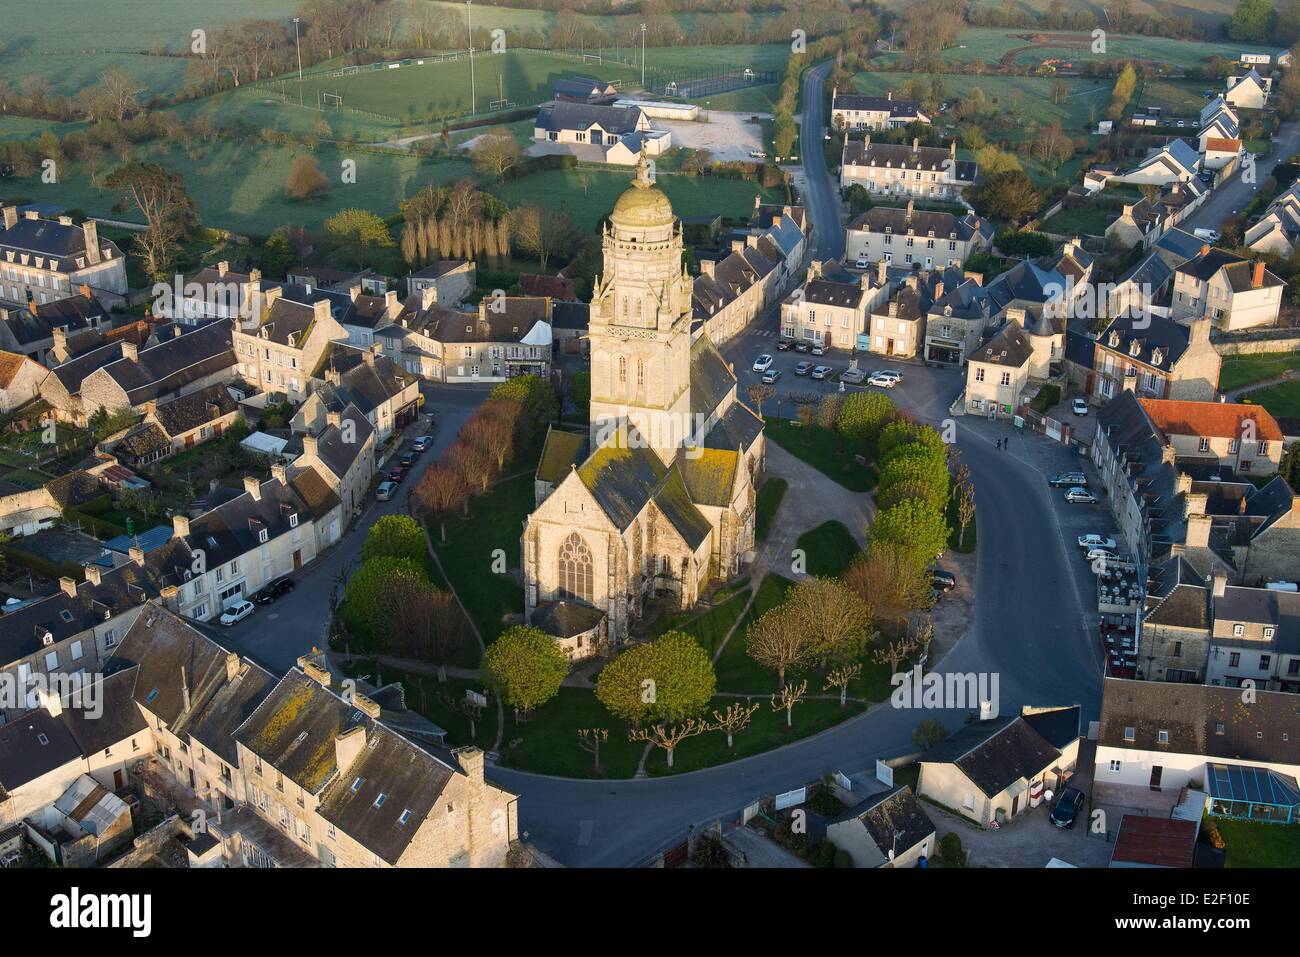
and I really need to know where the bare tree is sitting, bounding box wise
[823,663,863,707]
[465,400,518,471]
[710,701,760,749]
[911,614,935,656]
[628,718,710,768]
[577,728,609,776]
[511,203,575,272]
[473,131,521,180]
[873,634,919,675]
[412,465,469,539]
[844,542,933,634]
[95,67,144,121]
[957,481,976,549]
[747,383,775,418]
[770,679,808,728]
[447,439,495,494]
[383,578,467,682]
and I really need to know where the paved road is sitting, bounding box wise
[797,60,844,261]
[1183,117,1300,231]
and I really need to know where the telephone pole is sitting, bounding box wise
[467,1,476,116]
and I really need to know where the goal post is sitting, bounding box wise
[323,92,343,109]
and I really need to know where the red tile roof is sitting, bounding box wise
[1140,398,1283,442]
[1205,137,1241,153]
[1111,816,1196,868]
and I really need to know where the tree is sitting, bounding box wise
[1105,64,1138,121]
[412,464,469,539]
[869,499,951,565]
[628,718,710,768]
[382,577,467,682]
[873,633,919,675]
[747,383,775,418]
[969,170,1044,224]
[324,208,394,267]
[783,576,876,666]
[260,229,294,279]
[710,701,760,748]
[770,679,808,728]
[362,514,427,566]
[570,370,591,417]
[595,631,717,727]
[1280,442,1300,492]
[511,203,576,271]
[285,154,329,201]
[745,603,817,686]
[912,718,949,750]
[797,403,815,442]
[843,541,933,633]
[956,481,977,548]
[491,374,559,437]
[837,390,896,445]
[92,67,144,121]
[577,727,609,776]
[447,439,495,494]
[473,131,522,180]
[823,663,862,707]
[342,556,427,647]
[481,625,568,720]
[464,400,517,471]
[1227,0,1276,42]
[104,162,198,282]
[877,448,951,510]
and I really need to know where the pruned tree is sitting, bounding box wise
[823,663,863,707]
[710,701,760,749]
[628,718,710,768]
[798,402,815,443]
[957,481,976,549]
[873,633,920,675]
[413,464,469,538]
[745,603,817,687]
[577,727,609,776]
[911,614,935,655]
[770,679,808,728]
[747,383,775,419]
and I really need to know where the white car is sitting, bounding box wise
[855,258,869,269]
[1072,397,1089,416]
[376,480,397,501]
[220,600,255,626]
[1064,487,1098,505]
[867,372,898,388]
[877,369,903,382]
[1085,547,1120,565]
[1077,534,1117,551]
[752,354,774,373]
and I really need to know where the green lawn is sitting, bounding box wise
[716,573,794,692]
[755,477,787,541]
[1039,205,1116,238]
[1220,352,1300,391]
[763,418,876,492]
[494,687,646,779]
[1215,817,1300,867]
[1242,381,1300,420]
[648,590,749,658]
[431,469,532,648]
[342,665,499,751]
[795,520,861,577]
[491,167,784,233]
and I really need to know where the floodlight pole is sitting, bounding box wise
[468,2,476,116]
[640,23,646,89]
[293,17,303,106]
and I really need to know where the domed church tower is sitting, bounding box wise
[588,149,696,465]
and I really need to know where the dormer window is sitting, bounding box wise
[1150,348,1163,366]
[1157,730,1169,743]
[350,777,364,793]
[1128,339,1142,357]
[1109,330,1121,348]
[289,513,299,528]
[373,793,387,808]
[258,528,269,544]
[1265,627,1276,639]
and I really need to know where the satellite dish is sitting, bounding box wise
[1044,789,1055,803]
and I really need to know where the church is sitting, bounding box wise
[520,153,765,658]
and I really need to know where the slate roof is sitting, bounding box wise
[1214,586,1300,654]
[830,785,936,859]
[678,448,738,508]
[1143,557,1210,629]
[536,101,644,135]
[921,713,1066,797]
[59,669,149,758]
[983,259,1068,314]
[550,301,589,331]
[1095,391,1186,553]
[1097,311,1192,370]
[576,438,667,531]
[0,216,121,271]
[842,140,976,182]
[652,464,712,549]
[1099,676,1300,765]
[702,401,763,453]
[833,92,924,117]
[536,428,589,484]
[152,383,238,437]
[183,473,316,570]
[801,278,866,308]
[116,423,171,459]
[1154,227,1209,266]
[306,403,375,481]
[688,334,735,420]
[849,206,990,243]
[289,466,341,520]
[44,470,103,509]
[0,708,81,793]
[531,600,606,638]
[315,344,416,416]
[970,319,1033,368]
[2,293,107,345]
[98,320,237,406]
[1176,248,1245,282]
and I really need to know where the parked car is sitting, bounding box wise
[855,258,869,269]
[386,466,408,483]
[1050,787,1086,828]
[1072,397,1089,416]
[867,372,898,388]
[255,577,296,604]
[1064,487,1098,504]
[877,369,903,383]
[1077,534,1117,551]
[219,600,255,626]
[932,569,956,592]
[749,150,767,159]
[794,361,813,376]
[840,368,866,385]
[794,341,810,353]
[399,452,416,467]
[752,354,774,373]
[761,368,782,384]
[809,344,826,356]
[1049,471,1087,488]
[776,338,793,351]
[810,365,832,380]
[1193,227,1221,242]
[376,480,397,501]
[412,435,433,453]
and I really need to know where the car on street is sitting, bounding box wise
[761,368,782,384]
[1049,471,1087,488]
[794,361,813,376]
[220,600,255,626]
[376,480,397,501]
[399,452,416,467]
[809,344,826,356]
[1085,548,1120,566]
[840,368,866,385]
[1193,227,1221,242]
[810,365,832,380]
[794,341,810,353]
[749,150,767,159]
[255,577,296,604]
[412,435,433,453]
[877,369,903,382]
[752,354,774,373]
[1064,487,1098,504]
[1078,534,1117,551]
[776,338,793,351]
[386,466,409,483]
[1050,787,1086,828]
[867,372,898,388]
[932,569,956,592]
[1072,397,1088,416]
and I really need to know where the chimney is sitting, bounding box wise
[1252,260,1265,288]
[1212,572,1228,598]
[326,410,342,430]
[1185,513,1212,548]
[1161,443,1177,465]
[349,285,361,302]
[912,137,919,153]
[1176,472,1193,495]
[1199,244,1210,258]
[950,140,957,159]
[271,463,287,485]
[59,576,78,598]
[354,693,381,719]
[78,282,91,300]
[171,324,182,339]
[300,657,331,686]
[312,299,331,323]
[363,347,375,366]
[249,268,261,283]
[860,273,872,291]
[160,584,180,611]
[216,261,229,278]
[334,725,367,774]
[129,545,146,567]
[964,270,984,286]
[421,285,438,309]
[83,564,102,586]
[180,666,191,714]
[384,289,400,318]
[244,475,262,500]
[905,198,914,221]
[933,280,944,300]
[23,210,37,221]
[699,259,716,279]
[303,433,318,457]
[226,652,241,682]
[886,90,892,101]
[1189,316,1211,346]
[745,234,759,250]
[731,239,745,254]
[120,341,139,363]
[325,365,341,386]
[877,259,888,284]
[455,746,486,785]
[173,514,190,538]
[82,220,101,265]
[888,301,898,317]
[1123,203,1133,216]
[863,134,870,150]
[809,260,822,278]
[52,326,68,359]
[59,215,73,226]
[1,206,16,230]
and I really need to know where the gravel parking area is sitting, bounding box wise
[658,111,767,162]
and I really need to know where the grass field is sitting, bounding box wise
[1243,382,1300,419]
[755,477,788,541]
[1221,352,1300,391]
[1215,816,1300,867]
[0,52,190,101]
[1039,204,1116,236]
[0,115,84,143]
[491,167,784,232]
[762,418,876,492]
[795,521,861,577]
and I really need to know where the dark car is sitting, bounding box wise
[932,569,956,593]
[794,341,810,353]
[1048,471,1087,489]
[399,452,416,468]
[776,338,793,351]
[387,465,408,483]
[255,578,295,604]
[1050,787,1086,829]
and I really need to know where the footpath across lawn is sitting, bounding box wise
[1220,351,1300,391]
[795,520,861,577]
[764,417,876,492]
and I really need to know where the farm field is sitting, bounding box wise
[0,115,84,142]
[0,52,190,101]
[490,167,784,232]
[2,140,476,236]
